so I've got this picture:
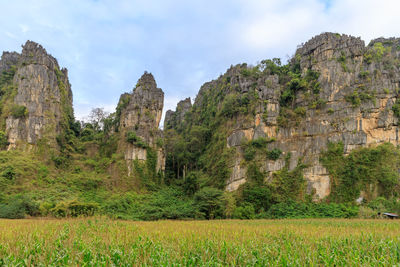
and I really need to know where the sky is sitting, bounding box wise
[1,0,400,126]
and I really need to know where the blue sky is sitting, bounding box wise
[1,0,400,125]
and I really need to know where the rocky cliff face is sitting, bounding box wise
[164,97,192,129]
[117,72,165,172]
[169,33,400,200]
[0,41,73,149]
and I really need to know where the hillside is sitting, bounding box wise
[1,33,400,219]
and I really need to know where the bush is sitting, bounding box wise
[222,192,236,219]
[243,146,256,161]
[358,206,377,219]
[50,200,98,217]
[266,200,358,219]
[194,187,224,219]
[139,188,195,220]
[250,137,270,148]
[392,98,400,119]
[52,155,69,169]
[367,197,400,214]
[267,148,282,160]
[183,172,200,196]
[37,165,49,179]
[80,127,95,142]
[359,70,370,79]
[321,142,400,202]
[233,203,255,219]
[246,162,264,185]
[294,107,306,116]
[242,185,272,212]
[0,195,39,219]
[0,131,9,149]
[126,131,147,148]
[270,157,307,202]
[0,202,25,219]
[10,105,28,118]
[102,188,196,221]
[2,166,15,180]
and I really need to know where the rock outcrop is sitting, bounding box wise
[0,41,73,149]
[170,33,400,200]
[228,33,400,197]
[164,97,192,129]
[117,72,165,172]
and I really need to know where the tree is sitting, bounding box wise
[87,108,110,131]
[194,187,223,219]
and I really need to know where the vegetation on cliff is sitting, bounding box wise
[2,34,400,220]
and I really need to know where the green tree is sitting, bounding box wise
[194,187,223,219]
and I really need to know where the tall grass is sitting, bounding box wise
[1,218,400,266]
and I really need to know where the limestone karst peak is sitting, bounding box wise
[20,40,59,70]
[135,71,158,91]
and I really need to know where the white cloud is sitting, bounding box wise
[1,0,400,122]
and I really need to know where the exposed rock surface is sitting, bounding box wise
[117,72,165,172]
[0,52,19,73]
[173,33,400,199]
[0,41,73,149]
[164,97,191,129]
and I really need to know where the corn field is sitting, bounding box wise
[1,218,400,266]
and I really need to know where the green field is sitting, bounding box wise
[1,218,400,266]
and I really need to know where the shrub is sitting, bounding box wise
[52,155,69,169]
[50,200,98,217]
[266,201,358,219]
[359,70,370,79]
[80,127,95,141]
[194,187,224,219]
[243,146,256,161]
[233,203,255,219]
[373,42,386,59]
[126,131,147,148]
[321,142,400,202]
[345,91,361,107]
[392,98,400,119]
[294,107,306,116]
[222,192,236,219]
[358,206,377,219]
[10,105,28,118]
[367,197,400,214]
[183,172,200,196]
[246,162,264,185]
[0,202,26,219]
[103,188,196,220]
[0,131,9,149]
[2,166,15,180]
[72,173,103,190]
[242,184,272,212]
[220,94,237,118]
[250,137,271,148]
[0,195,39,219]
[267,148,282,160]
[270,156,307,202]
[39,201,54,216]
[37,165,49,179]
[139,188,195,220]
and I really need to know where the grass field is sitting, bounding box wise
[1,218,400,266]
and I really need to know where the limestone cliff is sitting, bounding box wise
[117,72,165,173]
[168,33,400,200]
[0,41,73,149]
[164,97,192,130]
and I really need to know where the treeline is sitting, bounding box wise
[3,186,400,220]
